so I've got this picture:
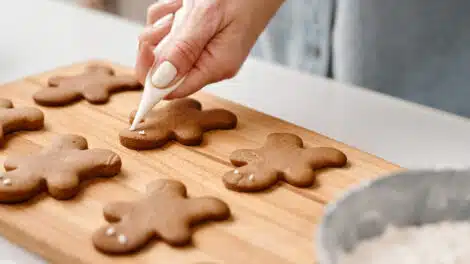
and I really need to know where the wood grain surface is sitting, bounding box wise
[0,60,402,264]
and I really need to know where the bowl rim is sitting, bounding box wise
[313,169,461,264]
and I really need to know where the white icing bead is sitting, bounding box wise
[105,227,116,236]
[117,234,128,244]
[248,174,255,181]
[2,178,11,185]
[138,130,146,135]
[234,169,239,174]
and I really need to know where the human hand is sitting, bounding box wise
[135,0,285,99]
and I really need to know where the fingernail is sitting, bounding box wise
[153,13,174,28]
[151,61,177,88]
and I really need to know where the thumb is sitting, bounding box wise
[149,1,222,89]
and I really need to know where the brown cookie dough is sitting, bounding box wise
[0,134,121,203]
[33,64,142,106]
[92,179,230,254]
[0,98,44,147]
[119,98,237,150]
[223,133,347,192]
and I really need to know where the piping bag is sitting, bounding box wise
[130,0,192,131]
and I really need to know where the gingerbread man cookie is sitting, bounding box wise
[33,64,142,106]
[0,134,122,203]
[0,98,44,147]
[223,133,347,192]
[92,179,230,254]
[119,98,237,150]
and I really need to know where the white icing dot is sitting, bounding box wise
[105,227,116,236]
[117,234,128,244]
[2,178,12,186]
[138,130,146,135]
[248,174,255,181]
[234,169,239,174]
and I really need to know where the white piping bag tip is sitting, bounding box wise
[129,74,186,131]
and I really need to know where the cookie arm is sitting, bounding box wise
[229,149,261,166]
[107,76,142,92]
[0,108,44,135]
[68,149,122,179]
[48,76,70,86]
[103,201,134,222]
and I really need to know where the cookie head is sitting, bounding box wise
[0,134,121,203]
[119,98,237,150]
[33,64,143,106]
[92,179,230,254]
[0,98,44,147]
[223,133,347,192]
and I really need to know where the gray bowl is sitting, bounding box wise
[315,169,470,264]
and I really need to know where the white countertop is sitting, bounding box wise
[1,0,470,262]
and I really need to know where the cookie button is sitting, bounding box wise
[2,178,11,186]
[105,227,116,236]
[248,174,255,181]
[117,234,128,244]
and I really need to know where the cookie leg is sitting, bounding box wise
[185,197,231,223]
[200,109,237,130]
[303,147,348,169]
[156,220,192,246]
[46,172,80,200]
[282,164,317,188]
[33,88,81,106]
[82,86,111,104]
[173,126,203,145]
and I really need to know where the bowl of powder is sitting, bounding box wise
[316,169,470,264]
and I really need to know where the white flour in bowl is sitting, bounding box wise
[337,221,470,264]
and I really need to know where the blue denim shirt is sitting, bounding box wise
[250,0,334,76]
[250,0,470,118]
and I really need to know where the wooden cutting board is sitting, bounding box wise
[0,60,402,264]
